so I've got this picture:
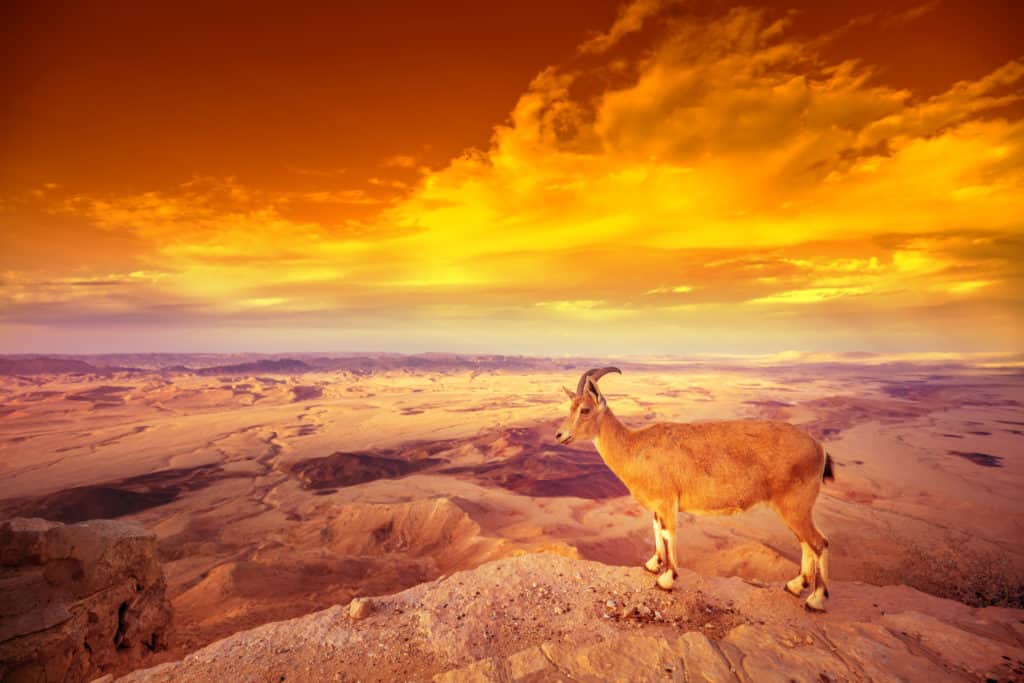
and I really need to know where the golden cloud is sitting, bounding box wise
[3,2,1022,352]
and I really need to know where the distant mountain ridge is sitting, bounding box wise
[193,358,312,376]
[2,351,1020,378]
[0,357,103,375]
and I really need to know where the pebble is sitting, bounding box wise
[606,600,617,608]
[349,597,371,621]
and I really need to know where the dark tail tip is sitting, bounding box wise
[823,452,835,482]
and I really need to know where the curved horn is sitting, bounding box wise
[576,366,622,395]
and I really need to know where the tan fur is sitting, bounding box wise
[556,371,832,610]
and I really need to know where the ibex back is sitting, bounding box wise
[556,367,835,611]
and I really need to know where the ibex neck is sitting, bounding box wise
[592,409,633,472]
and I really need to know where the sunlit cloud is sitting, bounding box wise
[578,0,673,55]
[947,280,996,294]
[2,1,1022,353]
[382,154,419,169]
[749,286,871,306]
[646,285,693,295]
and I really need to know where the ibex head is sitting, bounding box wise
[555,367,621,444]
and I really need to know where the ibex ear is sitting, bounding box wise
[585,378,606,407]
[562,386,576,400]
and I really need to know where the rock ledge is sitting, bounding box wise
[119,553,1024,682]
[0,517,172,683]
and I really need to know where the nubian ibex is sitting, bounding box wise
[556,367,835,611]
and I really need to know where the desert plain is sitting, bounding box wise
[1,351,1022,672]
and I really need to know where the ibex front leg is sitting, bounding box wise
[654,508,678,591]
[645,513,665,573]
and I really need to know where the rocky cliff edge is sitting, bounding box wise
[0,518,172,682]
[119,553,1024,682]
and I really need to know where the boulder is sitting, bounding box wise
[0,517,172,682]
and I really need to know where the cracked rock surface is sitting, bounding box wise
[0,517,172,683]
[119,553,1024,682]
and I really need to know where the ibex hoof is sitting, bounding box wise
[644,556,662,573]
[656,570,676,591]
[804,592,827,612]
[784,576,806,597]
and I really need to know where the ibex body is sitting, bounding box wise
[556,367,834,611]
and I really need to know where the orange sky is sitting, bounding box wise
[2,0,1022,354]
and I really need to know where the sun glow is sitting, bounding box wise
[2,1,1022,353]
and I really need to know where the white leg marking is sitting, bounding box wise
[646,517,665,573]
[785,542,814,596]
[656,525,678,590]
[818,545,830,589]
[805,585,827,611]
[661,529,678,568]
[805,545,829,612]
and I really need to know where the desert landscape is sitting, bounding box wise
[1,352,1022,680]
[6,0,1024,679]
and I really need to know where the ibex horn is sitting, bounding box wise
[576,366,622,396]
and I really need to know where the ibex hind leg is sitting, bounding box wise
[785,542,814,597]
[805,539,830,612]
[775,496,829,610]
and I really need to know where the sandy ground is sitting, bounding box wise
[0,353,1021,658]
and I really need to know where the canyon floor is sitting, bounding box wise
[0,352,1022,676]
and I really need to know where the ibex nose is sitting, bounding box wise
[555,430,565,442]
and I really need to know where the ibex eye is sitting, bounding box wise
[580,408,591,415]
